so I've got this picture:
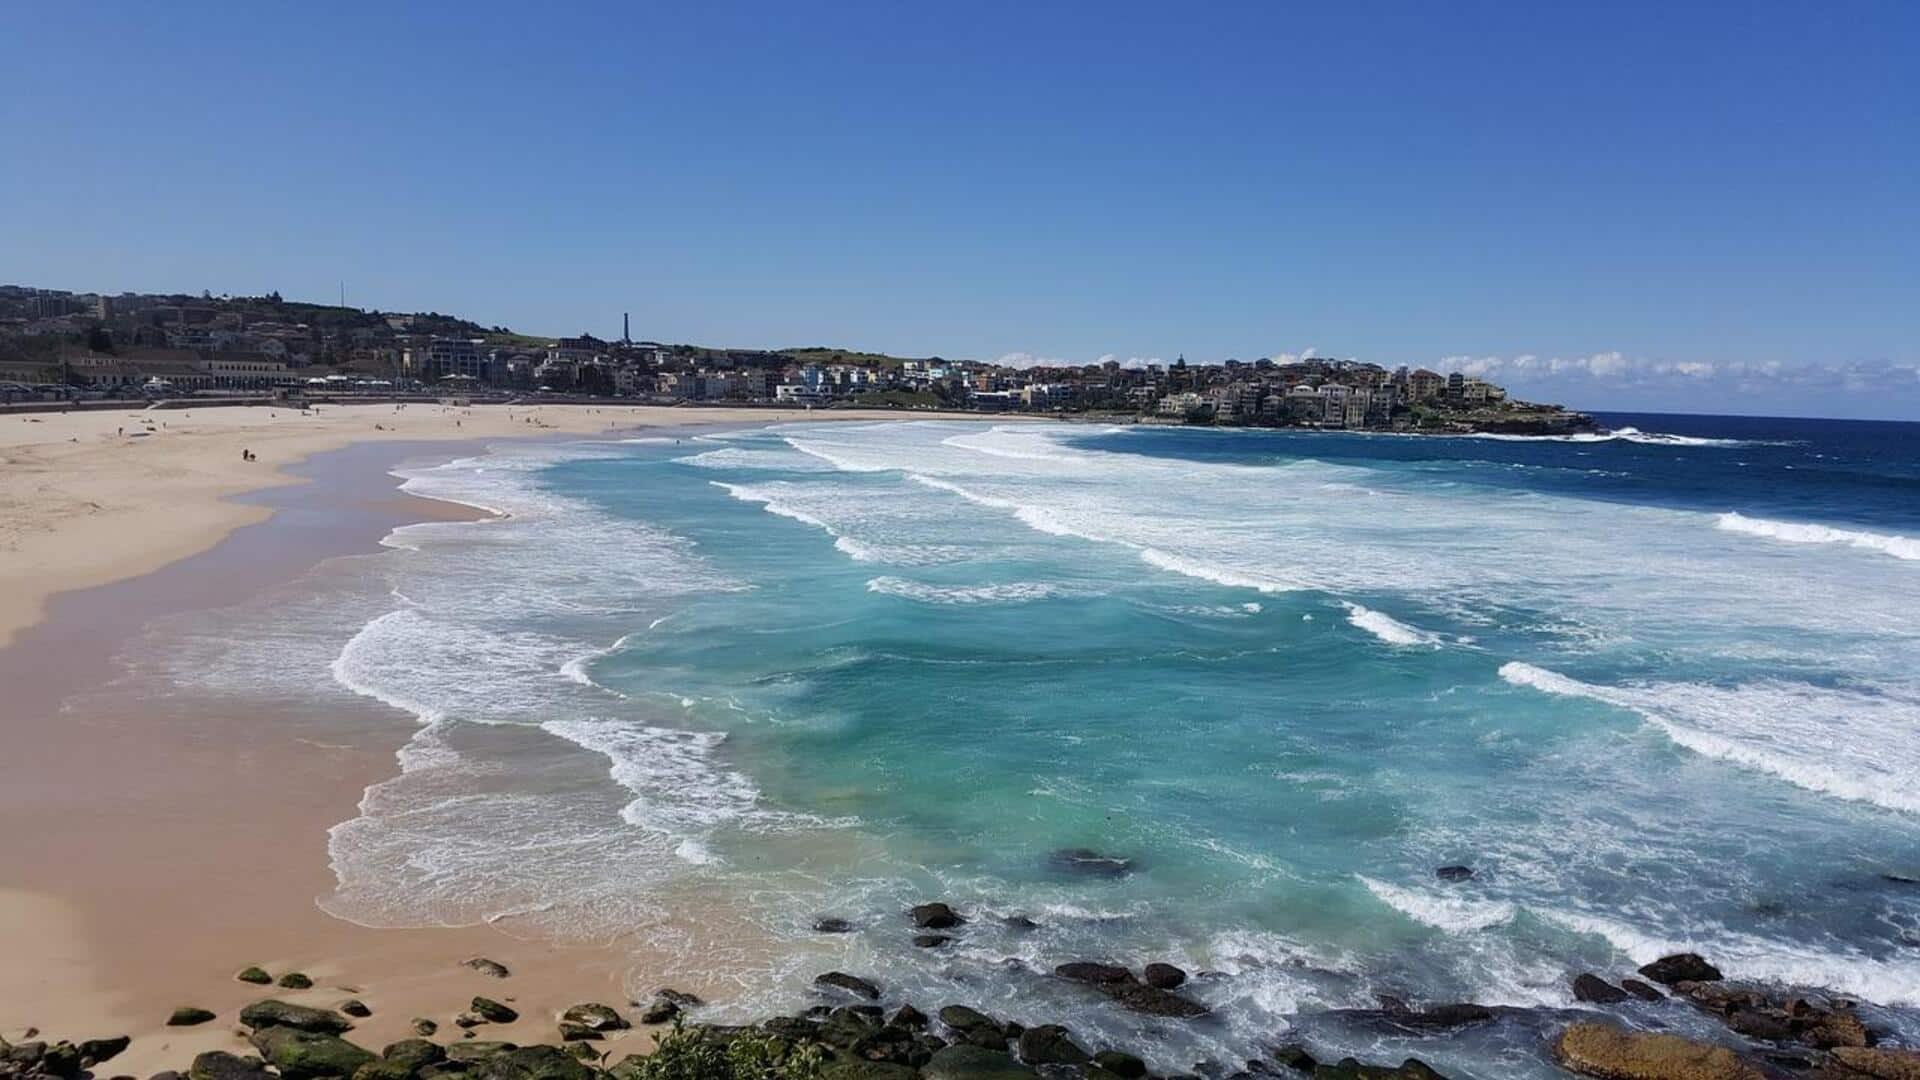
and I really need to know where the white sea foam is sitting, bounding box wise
[1500,662,1920,814]
[865,576,1075,605]
[1717,511,1920,561]
[1342,603,1442,647]
[1360,875,1519,932]
[1540,909,1920,1007]
[1466,426,1751,447]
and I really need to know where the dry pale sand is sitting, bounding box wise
[0,402,1003,1071]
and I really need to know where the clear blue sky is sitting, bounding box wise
[3,2,1915,417]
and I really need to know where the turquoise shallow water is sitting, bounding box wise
[161,416,1920,1076]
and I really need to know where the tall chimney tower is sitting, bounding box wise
[623,312,631,344]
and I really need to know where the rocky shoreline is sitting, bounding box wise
[6,899,1917,1080]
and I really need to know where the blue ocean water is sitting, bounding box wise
[269,415,1920,1076]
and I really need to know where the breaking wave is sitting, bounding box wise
[1717,511,1920,561]
[1499,662,1920,815]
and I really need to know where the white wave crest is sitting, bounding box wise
[1716,512,1920,561]
[1342,603,1442,647]
[1360,875,1518,932]
[865,576,1076,605]
[1499,662,1920,814]
[1467,426,1750,447]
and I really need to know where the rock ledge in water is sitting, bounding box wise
[1637,954,1723,986]
[1553,1022,1763,1080]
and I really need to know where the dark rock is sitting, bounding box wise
[38,1043,83,1079]
[914,935,953,948]
[814,917,856,933]
[556,1024,599,1043]
[1397,1004,1494,1029]
[1329,1004,1492,1031]
[1621,980,1665,1001]
[411,1019,439,1038]
[469,998,519,1024]
[939,1005,998,1033]
[1046,849,1134,878]
[911,903,966,930]
[189,1052,274,1080]
[1144,963,1188,989]
[1724,1009,1794,1043]
[278,973,316,990]
[559,1004,625,1032]
[380,1041,446,1072]
[922,1045,1041,1080]
[762,1017,823,1041]
[1055,962,1135,986]
[248,1026,377,1080]
[1003,916,1040,931]
[465,1045,593,1080]
[1017,1025,1090,1066]
[822,1062,918,1080]
[1096,1051,1149,1079]
[1435,866,1474,882]
[169,1007,218,1027]
[1106,982,1209,1018]
[637,997,679,1026]
[237,967,274,985]
[446,1043,518,1063]
[565,1044,599,1064]
[816,972,882,1000]
[1573,974,1631,1004]
[239,1000,355,1035]
[1271,1046,1318,1074]
[890,1005,929,1030]
[463,958,511,979]
[153,1072,186,1080]
[339,1001,372,1019]
[356,1059,423,1080]
[822,1007,884,1049]
[1638,954,1724,986]
[850,1027,927,1067]
[78,1038,132,1068]
[1552,1022,1763,1080]
[654,989,703,1009]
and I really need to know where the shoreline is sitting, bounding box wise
[0,402,1028,650]
[0,408,1014,1072]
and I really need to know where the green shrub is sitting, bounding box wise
[618,1021,824,1080]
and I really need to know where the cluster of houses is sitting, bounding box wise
[0,286,1516,429]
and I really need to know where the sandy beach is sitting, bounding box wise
[0,402,999,1070]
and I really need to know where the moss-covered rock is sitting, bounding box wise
[922,1045,1040,1080]
[278,973,316,990]
[463,1045,594,1080]
[190,1051,275,1080]
[169,1007,218,1027]
[247,1027,377,1080]
[239,1000,355,1035]
[237,967,274,985]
